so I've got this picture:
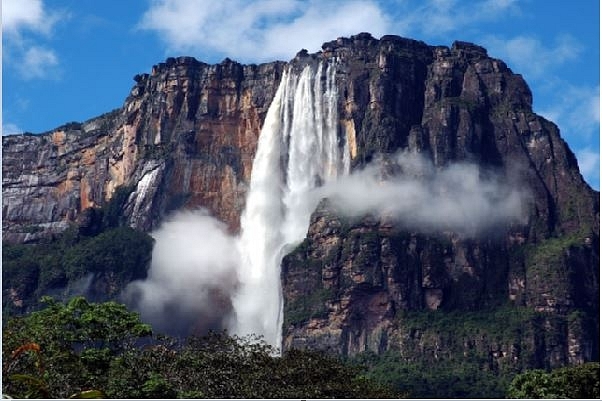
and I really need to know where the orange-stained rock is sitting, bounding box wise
[2,58,284,241]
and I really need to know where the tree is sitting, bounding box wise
[4,297,400,399]
[507,363,600,399]
[106,332,401,398]
[3,224,154,315]
[3,296,151,398]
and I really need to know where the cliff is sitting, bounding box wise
[3,57,284,243]
[2,33,599,392]
[278,34,599,374]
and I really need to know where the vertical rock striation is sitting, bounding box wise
[3,58,284,242]
[279,34,598,372]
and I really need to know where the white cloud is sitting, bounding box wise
[315,152,530,235]
[3,0,66,81]
[484,34,583,80]
[2,123,24,136]
[261,1,390,59]
[137,0,529,63]
[19,46,60,80]
[3,0,48,35]
[2,0,61,37]
[576,148,600,189]
[138,0,390,62]
[538,84,600,140]
[123,209,240,336]
[400,0,458,36]
[391,0,520,39]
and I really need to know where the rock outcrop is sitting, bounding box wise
[279,34,599,373]
[2,33,598,376]
[3,57,284,242]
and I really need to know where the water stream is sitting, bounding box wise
[231,60,348,348]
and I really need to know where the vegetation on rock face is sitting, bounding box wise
[346,304,598,398]
[282,203,599,397]
[2,297,400,399]
[283,287,334,328]
[507,362,600,399]
[351,350,506,398]
[2,226,153,317]
[3,185,153,318]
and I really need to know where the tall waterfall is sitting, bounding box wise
[231,60,348,348]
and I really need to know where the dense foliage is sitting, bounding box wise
[352,350,507,398]
[3,297,400,399]
[507,362,600,398]
[348,305,599,398]
[3,225,153,316]
[352,349,600,399]
[3,297,152,398]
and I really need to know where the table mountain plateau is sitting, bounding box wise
[3,33,598,381]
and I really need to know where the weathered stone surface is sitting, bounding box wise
[278,34,599,372]
[3,58,284,241]
[3,111,124,243]
[121,57,285,232]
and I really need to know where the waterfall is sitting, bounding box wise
[231,60,348,348]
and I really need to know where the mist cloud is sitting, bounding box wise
[123,152,529,338]
[123,209,239,336]
[315,151,529,235]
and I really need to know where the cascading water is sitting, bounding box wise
[231,60,348,349]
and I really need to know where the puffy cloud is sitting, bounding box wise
[19,46,60,80]
[391,0,520,38]
[484,34,583,80]
[2,0,53,36]
[3,0,66,81]
[123,153,529,338]
[138,0,524,62]
[138,0,525,61]
[138,0,390,62]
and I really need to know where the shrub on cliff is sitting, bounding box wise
[507,362,600,399]
[2,225,153,316]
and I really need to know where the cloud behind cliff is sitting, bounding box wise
[137,0,521,61]
[4,1,597,189]
[137,0,390,62]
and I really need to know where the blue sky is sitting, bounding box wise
[2,0,600,189]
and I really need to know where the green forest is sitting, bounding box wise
[3,296,598,399]
[3,296,398,398]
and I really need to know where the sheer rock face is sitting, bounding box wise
[3,112,126,243]
[2,33,598,369]
[279,34,599,369]
[3,57,284,242]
